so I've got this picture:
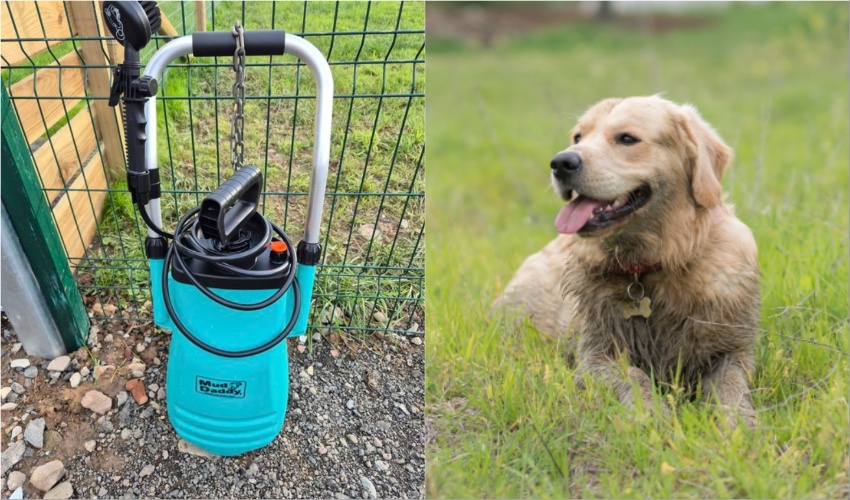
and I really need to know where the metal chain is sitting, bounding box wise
[229,21,246,173]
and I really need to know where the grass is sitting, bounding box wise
[84,1,424,334]
[425,2,849,498]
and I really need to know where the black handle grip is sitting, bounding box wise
[192,30,286,57]
[199,165,262,244]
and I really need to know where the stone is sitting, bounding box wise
[372,311,388,324]
[156,387,166,400]
[394,403,410,415]
[121,429,132,440]
[125,380,148,405]
[410,336,423,346]
[9,487,23,500]
[7,471,26,490]
[360,476,378,499]
[318,443,328,455]
[1,402,18,411]
[10,382,25,394]
[135,343,145,353]
[99,416,114,433]
[80,367,90,378]
[139,464,155,478]
[1,441,26,471]
[69,373,82,388]
[46,356,71,372]
[93,364,115,380]
[24,418,45,448]
[43,430,62,450]
[29,459,66,491]
[11,343,22,354]
[373,437,383,448]
[81,390,112,414]
[116,391,128,407]
[117,403,133,427]
[306,365,314,376]
[148,383,159,392]
[177,438,215,457]
[43,481,73,499]
[10,426,23,439]
[23,366,38,378]
[0,387,11,400]
[10,359,30,369]
[126,362,146,373]
[346,399,355,410]
[347,434,359,444]
[104,334,113,343]
[84,440,96,452]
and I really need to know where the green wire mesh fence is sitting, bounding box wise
[1,1,425,337]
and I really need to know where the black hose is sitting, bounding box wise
[153,204,301,358]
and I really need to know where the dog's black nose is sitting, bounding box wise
[550,151,582,180]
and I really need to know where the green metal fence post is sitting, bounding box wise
[1,84,89,353]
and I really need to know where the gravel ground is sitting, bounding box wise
[0,314,425,499]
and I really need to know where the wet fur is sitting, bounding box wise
[493,96,760,428]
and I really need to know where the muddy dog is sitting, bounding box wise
[493,96,759,428]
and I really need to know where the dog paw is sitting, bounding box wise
[719,404,757,430]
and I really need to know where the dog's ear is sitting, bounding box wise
[676,104,733,208]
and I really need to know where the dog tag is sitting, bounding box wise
[622,297,652,319]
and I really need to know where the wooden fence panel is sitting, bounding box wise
[3,1,201,267]
[1,1,71,67]
[2,0,133,265]
[68,1,125,179]
[32,106,98,202]
[49,153,108,265]
[8,51,85,144]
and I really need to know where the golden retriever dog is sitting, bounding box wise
[493,96,759,428]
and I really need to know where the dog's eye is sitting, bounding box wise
[617,133,640,145]
[573,133,581,144]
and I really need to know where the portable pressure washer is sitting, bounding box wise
[103,1,333,456]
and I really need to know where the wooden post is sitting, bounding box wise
[67,1,125,181]
[159,5,180,38]
[1,85,89,352]
[195,0,206,32]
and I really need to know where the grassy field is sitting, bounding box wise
[425,3,848,498]
[88,1,424,334]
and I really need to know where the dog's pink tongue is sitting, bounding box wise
[555,197,605,234]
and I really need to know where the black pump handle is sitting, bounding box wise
[192,30,286,57]
[199,166,262,244]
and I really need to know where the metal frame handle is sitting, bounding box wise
[141,33,333,245]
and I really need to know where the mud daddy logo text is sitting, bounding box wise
[195,376,246,398]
